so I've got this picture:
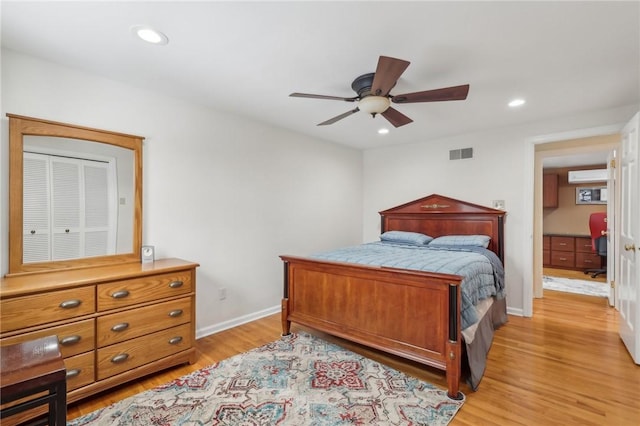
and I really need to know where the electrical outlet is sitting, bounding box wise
[219,287,227,300]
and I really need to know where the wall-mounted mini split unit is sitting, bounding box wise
[567,169,607,183]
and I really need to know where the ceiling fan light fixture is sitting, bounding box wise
[358,96,390,115]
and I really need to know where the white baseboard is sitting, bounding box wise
[507,306,525,317]
[196,305,281,339]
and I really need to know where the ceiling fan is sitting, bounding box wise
[290,55,469,128]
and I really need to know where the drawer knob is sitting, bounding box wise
[66,369,81,379]
[111,353,129,364]
[111,322,130,332]
[168,336,183,345]
[59,335,81,346]
[559,257,567,261]
[169,281,184,289]
[111,290,130,299]
[168,309,183,318]
[559,243,567,246]
[59,299,82,309]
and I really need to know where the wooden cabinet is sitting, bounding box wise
[543,235,551,266]
[0,258,198,424]
[543,174,559,208]
[550,236,575,268]
[543,235,600,271]
[575,236,603,269]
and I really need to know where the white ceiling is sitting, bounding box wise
[2,1,639,154]
[542,151,610,169]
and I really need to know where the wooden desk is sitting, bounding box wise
[543,234,602,271]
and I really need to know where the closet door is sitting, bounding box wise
[51,157,82,260]
[23,153,51,263]
[23,151,117,262]
[83,162,113,257]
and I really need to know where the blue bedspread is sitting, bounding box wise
[311,242,505,330]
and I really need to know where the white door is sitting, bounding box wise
[23,153,51,263]
[51,157,82,260]
[619,112,640,364]
[607,150,616,307]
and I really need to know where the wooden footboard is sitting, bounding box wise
[280,255,464,400]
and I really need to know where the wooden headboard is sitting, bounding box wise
[379,194,506,263]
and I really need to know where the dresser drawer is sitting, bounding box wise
[0,286,95,333]
[576,252,603,269]
[550,236,574,252]
[65,351,95,391]
[575,237,595,253]
[551,251,575,268]
[97,297,192,347]
[97,323,192,380]
[97,271,192,311]
[1,319,94,358]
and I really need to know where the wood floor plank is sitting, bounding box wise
[67,290,640,425]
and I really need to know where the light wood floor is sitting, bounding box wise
[543,267,608,283]
[67,290,639,425]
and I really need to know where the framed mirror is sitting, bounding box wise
[7,114,144,275]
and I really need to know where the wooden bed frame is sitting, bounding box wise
[280,194,505,399]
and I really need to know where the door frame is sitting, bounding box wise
[606,149,618,307]
[523,124,623,317]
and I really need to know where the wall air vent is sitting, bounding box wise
[567,169,607,183]
[449,147,473,160]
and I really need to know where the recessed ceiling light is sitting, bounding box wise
[378,128,389,135]
[508,98,526,107]
[131,25,169,45]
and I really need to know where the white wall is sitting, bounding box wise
[0,49,363,335]
[363,104,639,315]
[3,49,638,332]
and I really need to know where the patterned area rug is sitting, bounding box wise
[68,332,464,425]
[543,275,609,298]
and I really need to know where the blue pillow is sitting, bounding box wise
[380,231,433,246]
[429,235,491,248]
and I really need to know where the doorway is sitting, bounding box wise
[530,133,621,310]
[541,158,610,298]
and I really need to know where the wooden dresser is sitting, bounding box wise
[0,258,198,423]
[543,234,602,271]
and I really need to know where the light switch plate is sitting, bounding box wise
[492,200,505,210]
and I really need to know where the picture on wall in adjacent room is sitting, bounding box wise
[576,186,607,205]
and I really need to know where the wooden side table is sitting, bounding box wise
[1,335,67,425]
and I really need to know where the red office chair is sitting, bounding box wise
[584,212,607,278]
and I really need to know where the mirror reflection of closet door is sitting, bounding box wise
[23,153,51,262]
[23,151,116,262]
[50,156,82,260]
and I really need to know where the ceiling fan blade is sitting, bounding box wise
[371,56,410,97]
[317,108,360,126]
[290,92,358,102]
[381,107,413,128]
[392,84,470,103]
